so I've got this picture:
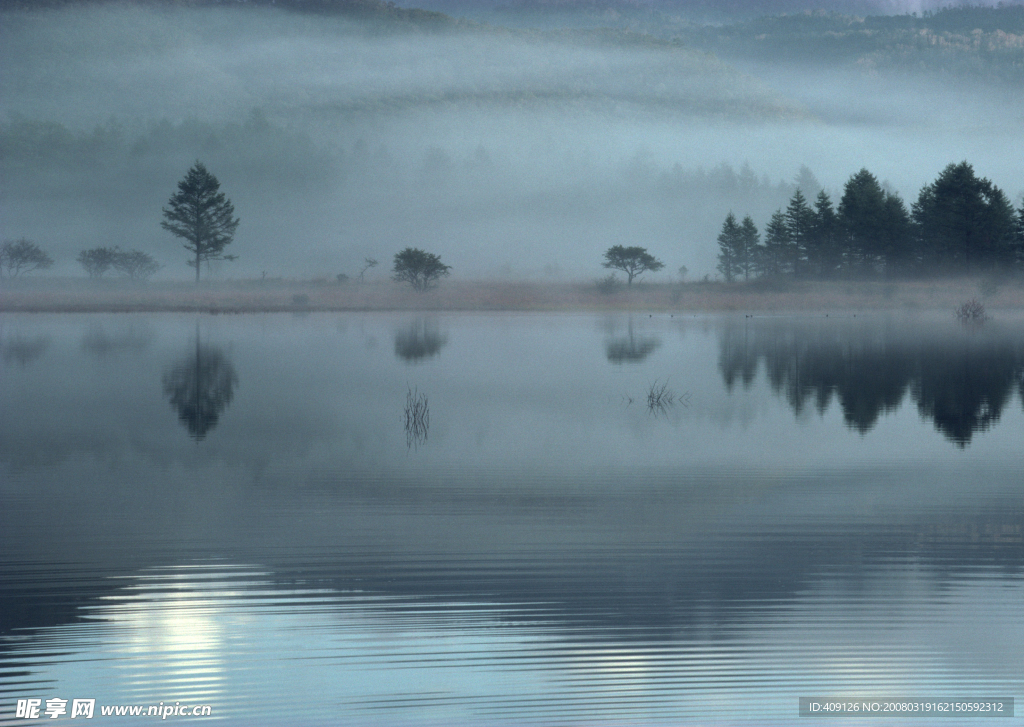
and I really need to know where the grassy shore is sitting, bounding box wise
[2,277,1023,314]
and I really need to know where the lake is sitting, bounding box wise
[1,311,1021,725]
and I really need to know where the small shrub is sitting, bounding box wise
[596,273,619,295]
[954,298,986,323]
[292,293,310,307]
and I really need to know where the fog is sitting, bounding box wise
[2,2,1022,281]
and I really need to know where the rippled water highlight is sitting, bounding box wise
[2,312,1021,725]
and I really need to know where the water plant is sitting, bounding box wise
[954,298,987,323]
[646,379,676,413]
[404,386,429,448]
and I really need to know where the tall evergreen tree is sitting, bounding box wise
[161,162,239,282]
[1015,203,1024,266]
[878,191,914,276]
[738,215,759,282]
[758,210,791,277]
[716,212,742,283]
[913,162,1016,272]
[785,189,815,277]
[838,169,888,275]
[809,190,840,278]
[794,165,821,197]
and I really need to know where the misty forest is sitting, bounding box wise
[4,1,1024,726]
[2,0,1023,283]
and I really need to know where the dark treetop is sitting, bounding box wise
[161,162,239,283]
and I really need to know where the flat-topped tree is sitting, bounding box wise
[393,247,451,291]
[161,162,239,282]
[602,245,664,286]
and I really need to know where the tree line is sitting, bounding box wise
[717,161,1024,282]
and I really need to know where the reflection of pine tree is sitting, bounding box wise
[717,319,1024,445]
[163,337,238,440]
[912,339,1020,447]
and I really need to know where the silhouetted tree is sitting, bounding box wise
[786,189,815,277]
[0,238,53,278]
[913,161,1017,273]
[163,335,238,440]
[838,168,888,274]
[112,249,161,280]
[392,247,451,291]
[359,257,378,282]
[602,245,664,285]
[877,190,914,275]
[738,215,759,282]
[1015,203,1024,265]
[794,165,821,197]
[809,190,841,278]
[757,210,790,276]
[716,212,742,283]
[161,162,239,282]
[77,247,118,278]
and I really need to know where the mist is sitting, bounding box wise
[2,2,1022,282]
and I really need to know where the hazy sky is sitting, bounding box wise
[2,2,1022,280]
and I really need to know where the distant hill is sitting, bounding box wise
[0,0,456,24]
[676,6,1024,82]
[395,0,1024,24]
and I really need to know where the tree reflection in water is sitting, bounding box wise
[605,319,661,364]
[0,333,50,367]
[718,317,1024,446]
[163,327,238,441]
[394,319,448,362]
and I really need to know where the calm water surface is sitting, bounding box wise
[1,312,1021,726]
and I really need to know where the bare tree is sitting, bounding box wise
[1,238,54,278]
[359,257,378,282]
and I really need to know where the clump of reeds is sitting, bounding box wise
[954,298,987,323]
[404,386,429,448]
[646,379,675,413]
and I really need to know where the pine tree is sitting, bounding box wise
[878,191,913,276]
[738,215,759,282]
[758,210,790,277]
[1015,204,1024,267]
[838,169,887,275]
[716,212,742,283]
[161,162,239,282]
[913,162,1016,272]
[810,190,840,278]
[785,189,815,277]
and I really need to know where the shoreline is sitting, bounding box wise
[2,277,1023,314]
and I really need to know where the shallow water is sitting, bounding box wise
[1,312,1021,725]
